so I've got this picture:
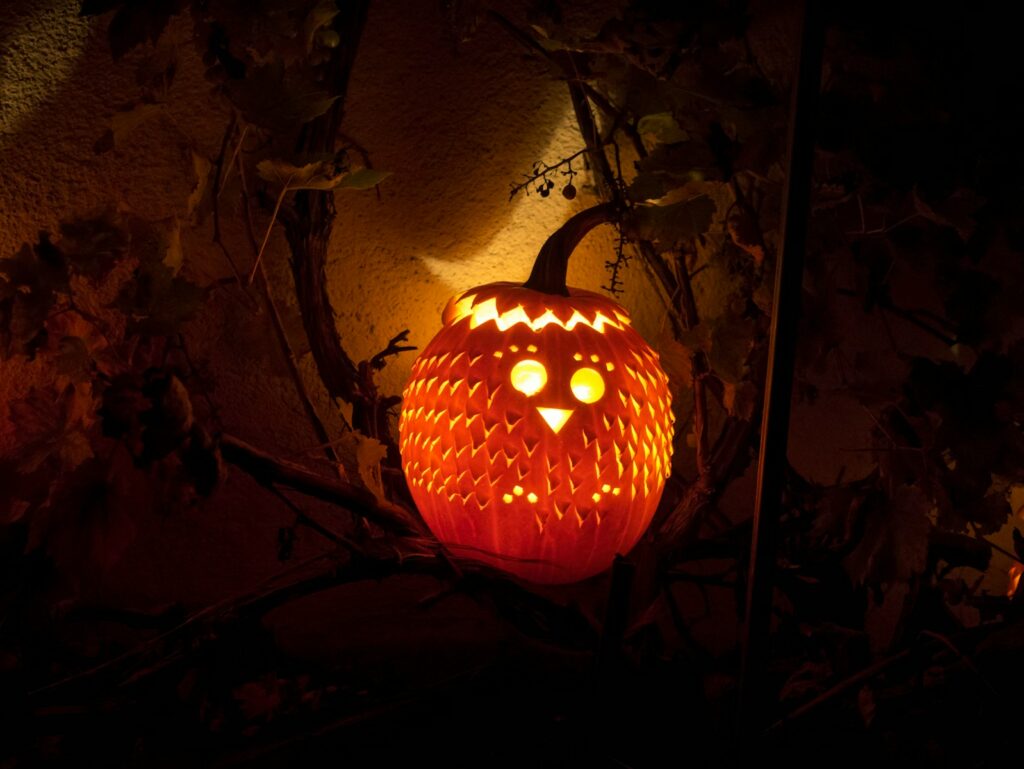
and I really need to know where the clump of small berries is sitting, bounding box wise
[515,158,583,201]
[561,160,578,199]
[536,161,579,199]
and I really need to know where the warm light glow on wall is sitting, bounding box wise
[417,106,584,297]
[0,2,91,137]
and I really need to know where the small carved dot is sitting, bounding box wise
[590,354,600,362]
[573,353,583,361]
[513,485,524,496]
[502,493,514,503]
[527,344,538,353]
[602,483,611,493]
[509,344,519,352]
[527,492,538,503]
[592,492,602,503]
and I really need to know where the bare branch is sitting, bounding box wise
[220,433,425,537]
[369,329,416,370]
[509,148,589,200]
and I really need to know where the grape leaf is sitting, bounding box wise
[637,112,689,144]
[113,220,205,336]
[632,194,716,245]
[55,336,92,382]
[94,102,165,154]
[0,459,49,526]
[0,215,134,360]
[134,38,178,94]
[58,211,130,280]
[335,430,388,503]
[98,371,221,498]
[304,0,339,52]
[727,208,765,265]
[864,582,910,653]
[225,62,339,133]
[844,484,931,586]
[913,186,984,242]
[100,371,193,463]
[179,425,224,497]
[139,373,194,463]
[256,159,390,192]
[31,454,142,585]
[708,313,757,384]
[656,335,694,392]
[0,238,70,360]
[187,151,213,225]
[233,678,283,722]
[7,384,95,474]
[778,661,832,704]
[334,168,391,190]
[722,380,758,420]
[80,0,184,62]
[627,142,718,202]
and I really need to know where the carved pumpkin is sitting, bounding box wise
[399,205,674,583]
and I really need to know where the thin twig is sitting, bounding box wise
[764,648,913,736]
[220,433,424,536]
[210,115,259,311]
[369,329,416,370]
[266,484,355,549]
[217,124,248,199]
[236,149,347,469]
[249,179,293,285]
[880,300,958,346]
[29,552,337,697]
[981,535,1024,567]
[918,629,1000,697]
[508,147,590,200]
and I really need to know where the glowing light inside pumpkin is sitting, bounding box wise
[570,367,605,403]
[400,282,675,583]
[536,406,573,434]
[510,359,548,396]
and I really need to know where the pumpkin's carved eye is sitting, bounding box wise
[570,367,605,403]
[510,359,547,396]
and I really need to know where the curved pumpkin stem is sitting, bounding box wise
[523,202,620,295]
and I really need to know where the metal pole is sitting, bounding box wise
[737,0,825,741]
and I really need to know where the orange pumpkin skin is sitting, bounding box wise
[399,282,674,583]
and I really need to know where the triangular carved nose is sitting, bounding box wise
[537,406,573,434]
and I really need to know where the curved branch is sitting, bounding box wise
[523,202,619,295]
[282,1,373,414]
[220,434,425,537]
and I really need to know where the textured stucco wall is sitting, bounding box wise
[0,0,668,605]
[4,0,1018,615]
[280,0,666,401]
[0,0,671,446]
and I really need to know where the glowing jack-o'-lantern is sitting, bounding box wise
[399,204,674,583]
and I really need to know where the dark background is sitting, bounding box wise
[1,1,1023,766]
